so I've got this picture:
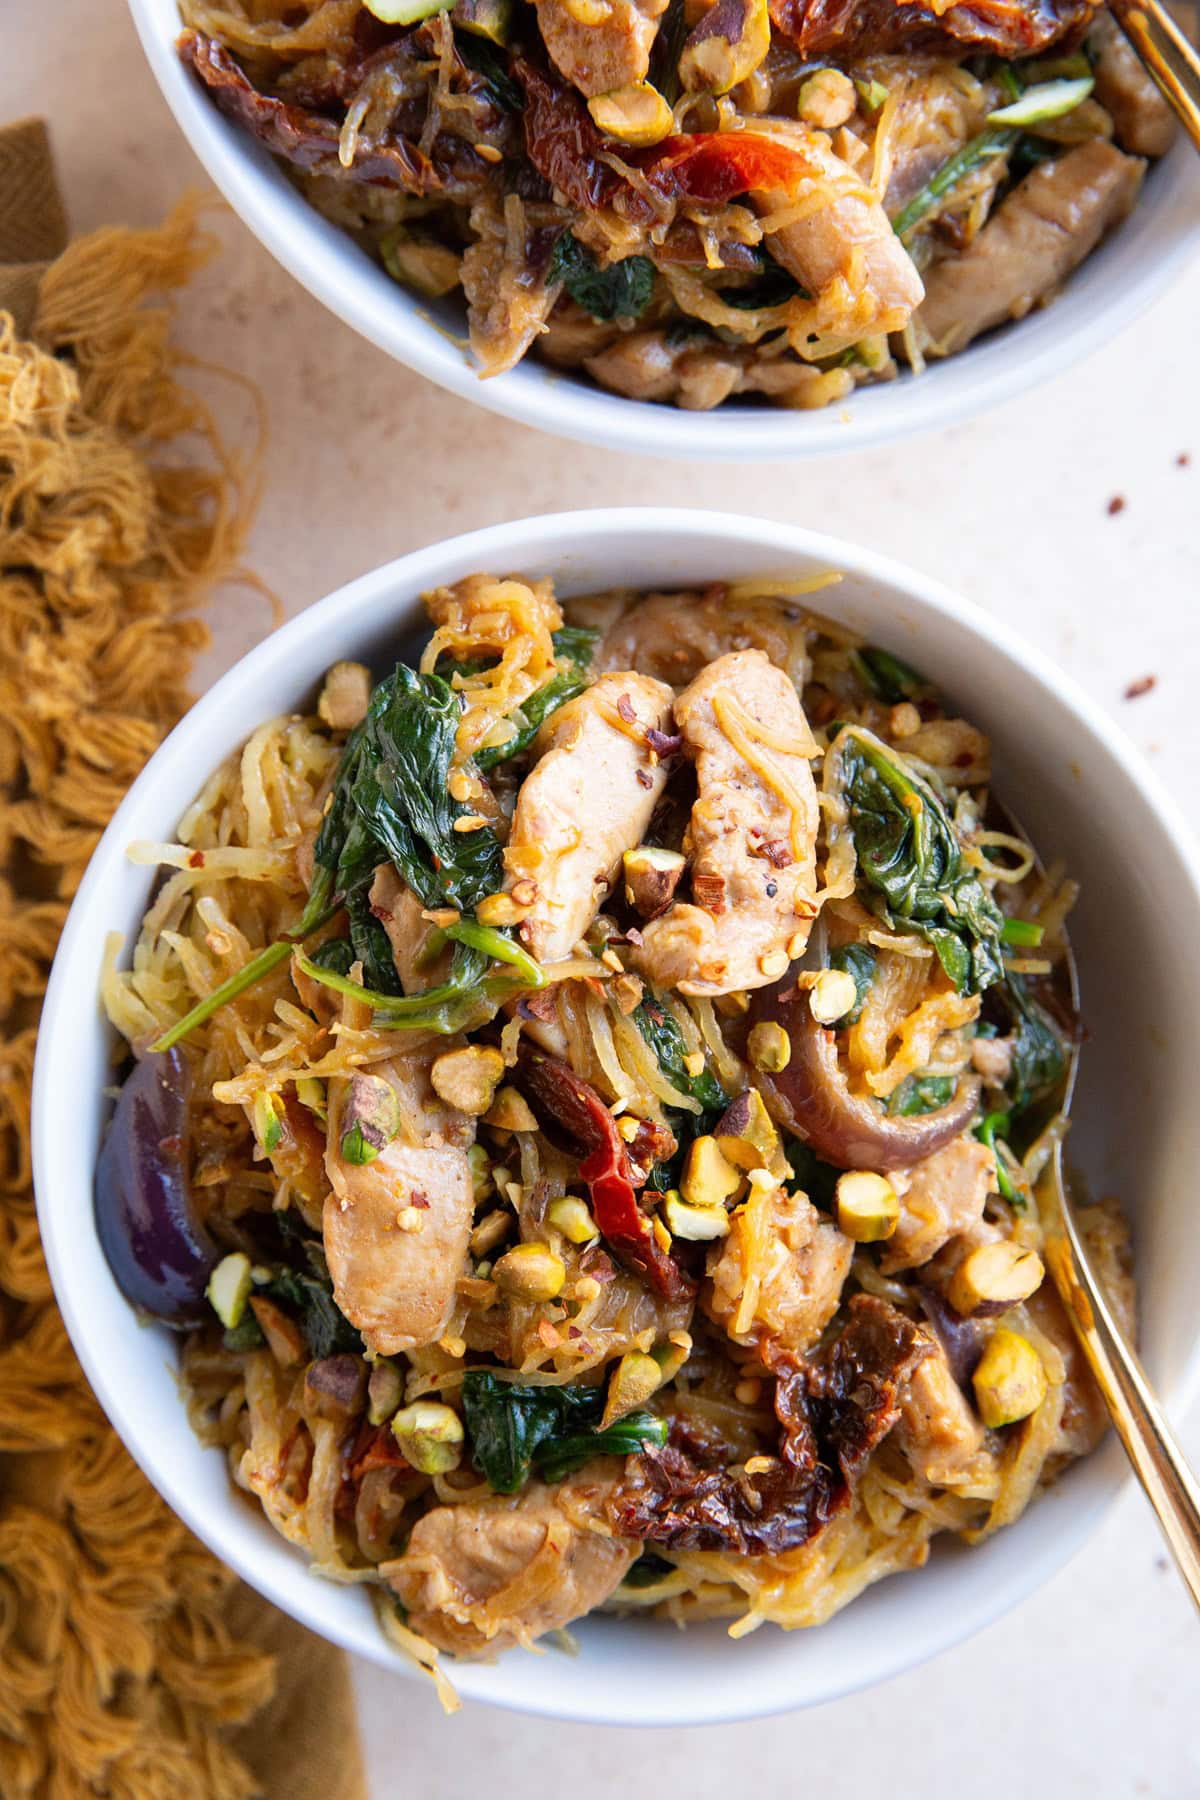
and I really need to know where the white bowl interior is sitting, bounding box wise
[33,510,1200,1724]
[129,0,1200,461]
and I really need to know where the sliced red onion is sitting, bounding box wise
[94,1047,217,1327]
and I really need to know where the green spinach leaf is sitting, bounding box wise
[888,1072,956,1116]
[461,1371,667,1492]
[549,234,655,322]
[835,727,1004,995]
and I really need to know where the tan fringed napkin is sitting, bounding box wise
[0,119,368,1800]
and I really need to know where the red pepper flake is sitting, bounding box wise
[1177,452,1191,467]
[646,727,683,757]
[567,1325,583,1339]
[188,850,205,869]
[625,925,645,947]
[635,768,653,790]
[1107,495,1126,516]
[1124,675,1157,701]
[753,836,793,869]
[617,694,637,725]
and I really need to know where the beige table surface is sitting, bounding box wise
[13,3,1200,1792]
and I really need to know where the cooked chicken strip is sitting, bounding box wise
[385,1460,637,1655]
[504,671,675,963]
[896,1333,988,1485]
[917,140,1145,355]
[632,650,820,995]
[368,864,451,995]
[759,131,924,339]
[880,1136,995,1274]
[1089,9,1177,157]
[592,587,812,689]
[533,0,669,98]
[584,327,854,412]
[705,1185,852,1352]
[323,1052,474,1355]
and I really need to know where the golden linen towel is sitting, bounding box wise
[0,119,368,1800]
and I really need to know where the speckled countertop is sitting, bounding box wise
[13,4,1200,1792]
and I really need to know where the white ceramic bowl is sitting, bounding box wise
[128,0,1200,461]
[33,509,1200,1723]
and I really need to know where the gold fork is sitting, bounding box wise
[1108,0,1200,152]
[1031,917,1200,1608]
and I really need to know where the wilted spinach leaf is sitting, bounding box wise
[835,727,1004,995]
[633,992,729,1190]
[888,1072,956,1117]
[461,1371,666,1492]
[549,233,655,322]
[849,645,931,704]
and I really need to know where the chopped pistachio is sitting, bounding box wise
[714,1088,785,1175]
[485,1085,539,1132]
[662,1190,731,1241]
[680,1134,742,1210]
[431,1044,505,1116]
[681,0,771,93]
[476,891,529,928]
[747,1019,791,1074]
[492,1242,567,1301]
[367,1359,404,1426]
[547,1194,598,1245]
[623,845,687,918]
[602,1351,664,1428]
[340,1071,402,1165]
[206,1251,253,1329]
[295,1076,327,1122]
[252,1089,284,1156]
[835,1169,900,1242]
[809,967,860,1025]
[469,1207,513,1259]
[467,1143,495,1205]
[588,81,675,147]
[798,67,857,126]
[392,1401,464,1474]
[972,1328,1047,1428]
[317,660,372,732]
[949,1241,1045,1318]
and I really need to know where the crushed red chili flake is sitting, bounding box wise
[1124,675,1157,701]
[1107,495,1126,516]
[188,850,205,868]
[1177,452,1191,467]
[626,925,645,947]
[617,694,637,725]
[519,988,559,1022]
[635,768,653,790]
[646,727,682,757]
[753,835,794,868]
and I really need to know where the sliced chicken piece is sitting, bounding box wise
[632,650,820,995]
[1090,10,1177,156]
[917,140,1145,355]
[323,1052,474,1355]
[367,864,451,995]
[896,1332,988,1485]
[593,587,813,689]
[705,1185,852,1352]
[584,328,854,411]
[759,131,924,339]
[504,671,675,963]
[533,0,669,98]
[880,1136,995,1274]
[385,1460,637,1655]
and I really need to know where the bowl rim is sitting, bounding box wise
[127,0,1200,463]
[32,506,1200,1722]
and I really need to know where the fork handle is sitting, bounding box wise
[1044,1206,1200,1611]
[1108,0,1200,153]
